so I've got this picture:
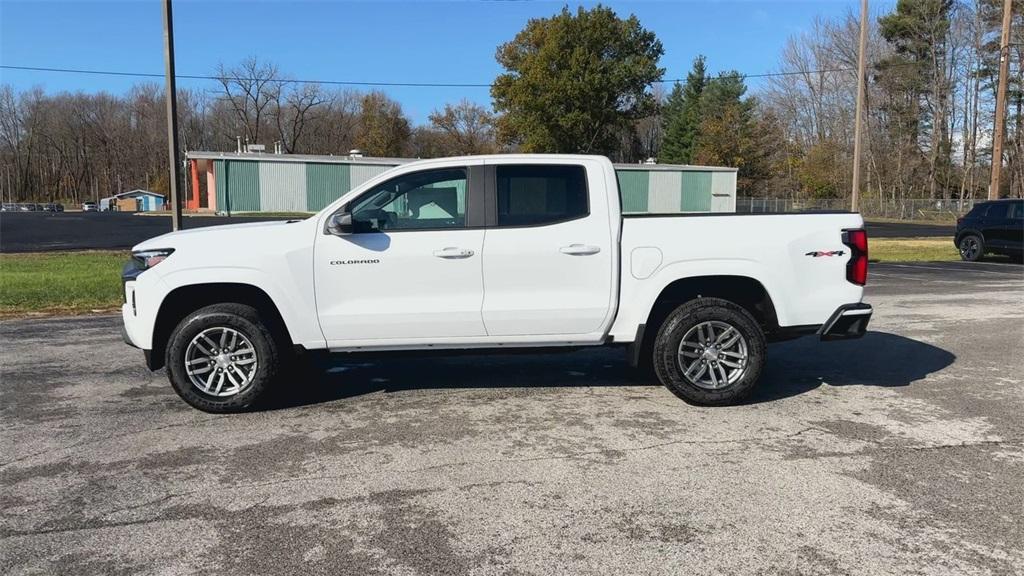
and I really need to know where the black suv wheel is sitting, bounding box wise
[958,234,984,262]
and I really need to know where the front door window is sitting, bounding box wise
[349,168,467,232]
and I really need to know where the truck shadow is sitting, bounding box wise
[743,331,956,404]
[271,331,954,409]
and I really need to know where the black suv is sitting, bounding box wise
[955,199,1023,261]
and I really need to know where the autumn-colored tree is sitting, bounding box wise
[491,5,664,155]
[408,127,447,158]
[797,139,846,198]
[354,91,411,157]
[690,73,767,194]
[427,100,497,155]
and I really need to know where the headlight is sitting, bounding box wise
[132,248,175,270]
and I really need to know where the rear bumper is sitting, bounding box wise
[818,303,872,341]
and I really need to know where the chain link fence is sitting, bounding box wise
[735,197,982,220]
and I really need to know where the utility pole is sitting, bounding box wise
[162,0,183,230]
[989,0,1012,200]
[851,0,869,213]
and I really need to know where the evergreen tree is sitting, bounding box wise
[659,83,687,163]
[660,55,707,164]
[878,0,954,199]
[692,72,766,194]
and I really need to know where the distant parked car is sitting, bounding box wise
[82,201,98,212]
[955,199,1023,262]
[1,203,16,211]
[55,203,64,212]
[20,203,38,211]
[43,203,57,212]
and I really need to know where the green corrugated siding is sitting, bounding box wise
[306,163,351,211]
[616,170,650,213]
[214,160,226,211]
[681,171,712,212]
[424,179,466,215]
[221,160,260,213]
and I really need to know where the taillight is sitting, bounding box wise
[843,229,868,285]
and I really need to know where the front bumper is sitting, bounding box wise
[121,318,138,349]
[121,257,155,366]
[120,257,142,350]
[818,303,872,341]
[122,303,159,369]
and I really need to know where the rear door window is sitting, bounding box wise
[985,203,1009,219]
[495,165,588,227]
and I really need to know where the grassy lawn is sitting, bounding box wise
[865,216,956,226]
[0,251,127,316]
[869,237,959,262]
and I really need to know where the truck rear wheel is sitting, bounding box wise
[652,298,766,406]
[165,303,281,413]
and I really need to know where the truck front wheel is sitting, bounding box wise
[652,298,766,406]
[165,303,281,413]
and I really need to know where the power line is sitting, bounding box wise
[0,65,493,88]
[1,63,878,89]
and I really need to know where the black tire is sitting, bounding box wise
[651,297,766,406]
[165,303,282,413]
[958,234,984,262]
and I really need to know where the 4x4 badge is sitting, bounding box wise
[805,250,845,257]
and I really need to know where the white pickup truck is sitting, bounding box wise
[122,154,872,412]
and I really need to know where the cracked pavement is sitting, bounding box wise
[2,261,1022,575]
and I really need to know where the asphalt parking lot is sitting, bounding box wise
[1,261,1022,575]
[0,212,951,253]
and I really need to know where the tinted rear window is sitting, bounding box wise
[496,165,588,227]
[986,203,1009,218]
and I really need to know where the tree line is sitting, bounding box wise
[1,1,1020,205]
[0,71,497,204]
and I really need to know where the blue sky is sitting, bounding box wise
[1,0,879,124]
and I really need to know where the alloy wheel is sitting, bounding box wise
[960,237,980,260]
[676,320,749,390]
[184,327,259,397]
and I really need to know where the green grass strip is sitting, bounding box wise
[0,251,128,315]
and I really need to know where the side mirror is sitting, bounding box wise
[327,212,354,236]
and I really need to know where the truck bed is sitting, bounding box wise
[608,212,867,342]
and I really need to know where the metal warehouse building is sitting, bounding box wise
[185,152,736,215]
[99,189,166,212]
[614,165,736,213]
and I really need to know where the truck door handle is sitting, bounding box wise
[560,244,601,255]
[433,247,475,259]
